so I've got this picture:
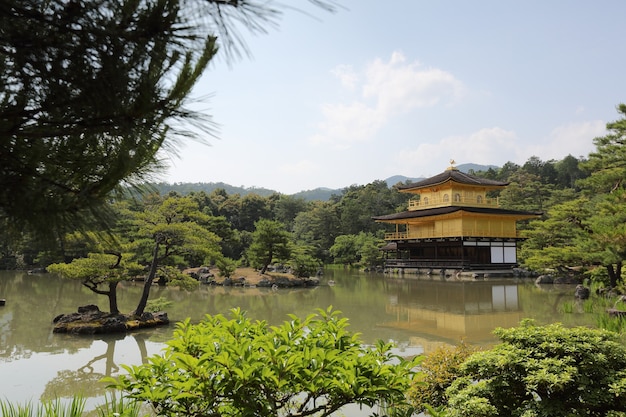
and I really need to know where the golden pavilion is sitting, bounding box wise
[372,164,541,271]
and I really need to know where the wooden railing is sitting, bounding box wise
[407,196,499,211]
[384,259,517,270]
[385,259,471,269]
[384,229,520,240]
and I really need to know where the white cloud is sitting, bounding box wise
[393,127,518,177]
[278,159,319,176]
[390,120,606,180]
[330,64,359,90]
[309,101,384,146]
[363,52,465,114]
[524,120,606,160]
[309,52,465,148]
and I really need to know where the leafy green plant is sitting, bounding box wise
[216,256,237,278]
[145,296,173,313]
[444,320,626,417]
[289,252,320,278]
[108,307,418,417]
[408,341,476,413]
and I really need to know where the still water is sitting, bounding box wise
[0,269,591,410]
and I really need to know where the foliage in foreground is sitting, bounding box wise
[443,320,626,417]
[108,308,417,417]
[0,396,84,417]
[408,341,476,413]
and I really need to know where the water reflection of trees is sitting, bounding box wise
[0,271,99,361]
[41,333,151,401]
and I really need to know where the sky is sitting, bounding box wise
[160,0,626,194]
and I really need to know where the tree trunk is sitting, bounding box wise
[260,249,273,275]
[607,264,619,289]
[108,281,119,314]
[135,240,160,316]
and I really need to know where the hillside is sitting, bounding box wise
[148,163,497,201]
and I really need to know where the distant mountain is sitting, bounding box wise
[150,182,278,197]
[384,164,499,187]
[384,175,424,187]
[456,163,499,173]
[149,163,501,201]
[292,188,341,201]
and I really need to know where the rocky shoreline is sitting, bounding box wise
[53,304,169,334]
[185,266,320,288]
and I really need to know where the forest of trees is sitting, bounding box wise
[2,104,626,292]
[3,0,623,291]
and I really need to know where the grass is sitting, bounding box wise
[557,293,626,335]
[596,313,626,334]
[0,394,144,417]
[0,396,84,417]
[94,394,142,417]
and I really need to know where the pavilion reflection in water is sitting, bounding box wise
[381,279,523,351]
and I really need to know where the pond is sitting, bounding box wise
[0,269,592,411]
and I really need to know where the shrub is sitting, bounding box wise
[108,307,418,417]
[445,320,626,417]
[408,341,476,413]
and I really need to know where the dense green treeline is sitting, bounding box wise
[0,151,599,270]
[3,105,626,291]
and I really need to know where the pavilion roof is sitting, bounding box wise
[398,168,508,192]
[372,205,542,221]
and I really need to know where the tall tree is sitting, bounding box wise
[555,154,587,189]
[247,219,290,274]
[48,251,143,314]
[0,0,338,238]
[578,103,626,194]
[133,196,221,315]
[521,104,626,287]
[293,201,340,262]
[238,193,272,232]
[0,0,218,236]
[576,104,626,286]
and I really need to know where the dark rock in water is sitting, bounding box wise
[53,304,169,334]
[257,278,272,287]
[607,308,626,318]
[574,285,590,300]
[78,304,100,314]
[0,299,5,306]
[554,275,581,285]
[273,276,293,287]
[535,274,554,284]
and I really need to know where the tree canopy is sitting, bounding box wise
[0,0,219,236]
[0,0,338,239]
[521,104,626,286]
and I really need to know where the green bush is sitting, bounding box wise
[408,341,476,413]
[108,307,418,417]
[445,320,626,417]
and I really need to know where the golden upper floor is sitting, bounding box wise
[398,165,507,211]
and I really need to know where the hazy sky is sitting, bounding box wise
[161,0,625,194]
